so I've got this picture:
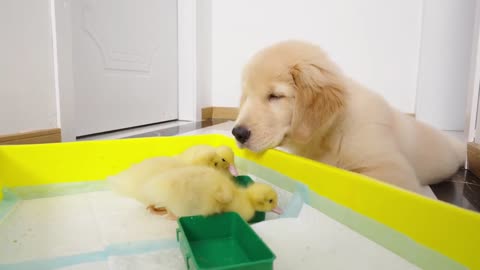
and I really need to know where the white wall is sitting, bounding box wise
[196,0,213,118]
[0,0,57,136]
[0,1,474,137]
[210,0,424,113]
[178,0,199,121]
[207,0,477,131]
[416,0,476,131]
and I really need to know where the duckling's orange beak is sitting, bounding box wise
[272,207,283,215]
[229,164,239,176]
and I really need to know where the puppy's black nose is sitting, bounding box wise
[232,126,251,144]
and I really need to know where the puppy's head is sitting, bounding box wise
[233,40,346,152]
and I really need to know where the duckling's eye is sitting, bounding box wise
[222,158,226,162]
[214,162,218,166]
[269,199,273,204]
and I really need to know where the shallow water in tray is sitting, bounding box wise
[191,237,250,267]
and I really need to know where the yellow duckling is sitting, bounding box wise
[225,182,282,221]
[138,165,237,219]
[108,156,187,202]
[108,145,239,215]
[136,165,282,221]
[178,145,238,176]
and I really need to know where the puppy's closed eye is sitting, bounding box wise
[268,93,284,102]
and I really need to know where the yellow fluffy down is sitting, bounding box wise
[109,161,279,220]
[138,165,236,217]
[177,145,236,175]
[107,156,188,202]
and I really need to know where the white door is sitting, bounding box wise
[72,0,178,136]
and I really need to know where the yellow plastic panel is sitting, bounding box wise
[237,142,480,270]
[0,135,225,186]
[0,134,479,269]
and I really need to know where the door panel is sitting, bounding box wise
[72,0,178,136]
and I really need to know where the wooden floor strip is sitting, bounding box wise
[0,128,61,145]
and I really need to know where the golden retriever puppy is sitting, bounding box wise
[232,40,466,194]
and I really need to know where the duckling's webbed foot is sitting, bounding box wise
[147,205,168,215]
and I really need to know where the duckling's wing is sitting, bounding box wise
[179,148,217,166]
[108,157,186,198]
[212,180,235,204]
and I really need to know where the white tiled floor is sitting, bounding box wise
[443,130,465,141]
[178,121,235,136]
[76,121,192,141]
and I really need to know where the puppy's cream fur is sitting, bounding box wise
[235,40,466,194]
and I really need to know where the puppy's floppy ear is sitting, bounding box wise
[289,63,346,142]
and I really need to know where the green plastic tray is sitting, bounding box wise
[176,212,276,270]
[233,175,266,223]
